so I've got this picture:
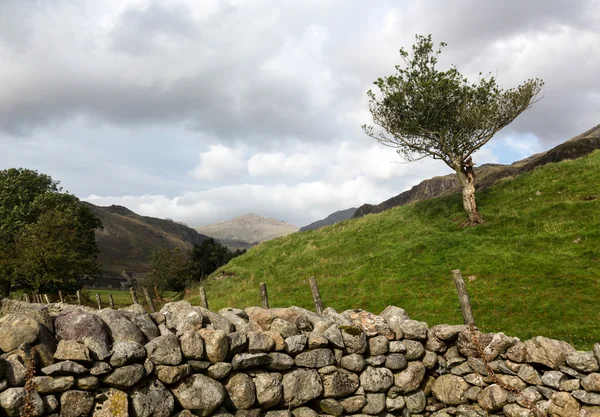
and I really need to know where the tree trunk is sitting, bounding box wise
[0,279,10,298]
[455,158,483,225]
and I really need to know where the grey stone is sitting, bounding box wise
[503,403,534,417]
[560,365,587,379]
[199,329,230,364]
[517,364,543,385]
[207,362,233,380]
[110,341,146,367]
[388,341,406,353]
[339,395,367,413]
[340,354,365,372]
[368,336,389,355]
[364,354,386,366]
[387,316,405,340]
[384,353,406,371]
[244,307,277,330]
[42,394,58,414]
[432,374,470,406]
[397,319,428,340]
[90,361,112,376]
[98,308,147,344]
[229,332,249,356]
[542,370,566,389]
[188,360,211,372]
[233,353,272,370]
[482,332,518,361]
[430,324,467,341]
[102,364,145,389]
[385,395,405,412]
[254,372,283,409]
[0,315,43,352]
[0,387,44,417]
[93,388,129,417]
[41,360,87,376]
[573,390,600,405]
[379,306,410,322]
[284,335,308,355]
[362,392,385,415]
[559,378,580,392]
[282,368,323,407]
[225,373,256,410]
[322,368,360,398]
[341,327,367,354]
[160,300,203,334]
[180,330,205,360]
[477,384,510,411]
[524,336,576,370]
[307,332,328,349]
[172,374,226,416]
[394,361,425,393]
[450,362,473,376]
[405,390,426,413]
[198,307,236,333]
[537,385,557,400]
[294,349,334,368]
[582,373,600,392]
[53,339,91,362]
[156,364,192,385]
[323,325,344,349]
[318,365,337,374]
[60,390,94,417]
[516,386,542,408]
[235,409,261,417]
[404,339,425,360]
[143,357,154,376]
[247,332,275,353]
[423,350,438,369]
[291,406,319,417]
[425,333,447,353]
[145,333,182,365]
[318,398,343,416]
[219,308,251,333]
[84,338,112,361]
[263,411,290,417]
[548,392,581,416]
[32,376,74,393]
[495,374,527,391]
[121,304,160,341]
[266,352,294,371]
[270,318,299,338]
[360,366,393,392]
[4,355,26,386]
[567,351,600,373]
[76,375,98,390]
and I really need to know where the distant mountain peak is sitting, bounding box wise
[196,213,298,245]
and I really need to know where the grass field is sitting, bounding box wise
[191,151,600,349]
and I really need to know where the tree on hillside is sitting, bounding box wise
[147,247,193,294]
[190,238,245,281]
[363,34,544,224]
[0,168,102,296]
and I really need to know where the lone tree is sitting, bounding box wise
[363,35,543,224]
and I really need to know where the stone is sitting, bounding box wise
[294,349,334,368]
[507,342,528,362]
[77,375,99,390]
[368,336,389,356]
[341,309,394,338]
[128,378,174,417]
[188,360,211,372]
[41,360,87,376]
[567,351,599,373]
[573,390,600,406]
[405,390,426,414]
[53,339,91,362]
[244,307,276,330]
[360,366,393,392]
[156,364,192,385]
[172,374,226,416]
[225,373,256,410]
[0,315,43,352]
[559,378,580,392]
[231,353,272,370]
[394,361,425,393]
[365,355,386,367]
[120,304,160,341]
[380,306,410,322]
[457,329,494,358]
[477,384,510,411]
[198,329,229,364]
[582,406,600,417]
[263,411,290,417]
[464,373,489,386]
[503,403,534,417]
[229,332,249,356]
[145,334,182,365]
[32,376,75,393]
[397,319,428,340]
[219,308,251,333]
[4,355,26,386]
[284,335,308,355]
[385,395,405,412]
[102,364,145,389]
[323,325,344,349]
[548,391,580,417]
[270,318,299,338]
[518,364,543,385]
[110,341,146,367]
[341,327,367,354]
[247,332,275,353]
[90,361,112,376]
[282,368,323,407]
[340,395,367,413]
[322,369,360,398]
[516,386,542,408]
[207,362,233,380]
[98,308,147,344]
[318,398,343,416]
[92,388,129,417]
[160,301,203,334]
[560,365,587,379]
[180,330,205,360]
[60,390,94,417]
[542,370,566,389]
[197,307,235,333]
[340,354,366,372]
[291,406,318,417]
[466,386,482,402]
[404,339,425,360]
[388,341,406,353]
[264,331,285,351]
[495,374,527,391]
[425,333,447,353]
[266,353,294,371]
[524,337,576,370]
[42,394,59,414]
[483,333,518,361]
[362,392,385,415]
[430,324,467,341]
[235,409,260,417]
[423,351,438,369]
[84,339,112,361]
[307,332,328,349]
[538,386,558,400]
[450,362,472,376]
[431,374,470,406]
[583,374,600,392]
[0,387,44,417]
[254,372,283,409]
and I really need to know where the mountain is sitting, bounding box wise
[300,208,357,232]
[84,203,211,273]
[197,143,600,348]
[353,124,600,218]
[196,213,298,248]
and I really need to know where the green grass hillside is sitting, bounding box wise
[194,151,600,348]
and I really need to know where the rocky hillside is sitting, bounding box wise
[84,203,210,273]
[196,213,298,248]
[353,124,600,218]
[300,207,357,232]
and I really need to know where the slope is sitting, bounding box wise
[300,208,357,232]
[196,151,600,348]
[85,203,210,273]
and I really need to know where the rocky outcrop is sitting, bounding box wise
[1,298,600,416]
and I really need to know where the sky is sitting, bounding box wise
[1,0,599,227]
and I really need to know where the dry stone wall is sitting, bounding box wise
[0,298,599,417]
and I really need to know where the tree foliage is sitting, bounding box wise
[0,168,102,295]
[363,34,544,223]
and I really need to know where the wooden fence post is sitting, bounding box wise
[44,294,50,304]
[452,269,475,325]
[259,282,269,309]
[76,290,81,305]
[130,287,139,304]
[308,276,324,315]
[109,294,115,309]
[142,287,156,313]
[95,293,103,310]
[23,292,29,303]
[199,287,209,310]
[58,290,64,303]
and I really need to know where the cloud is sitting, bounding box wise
[189,144,246,181]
